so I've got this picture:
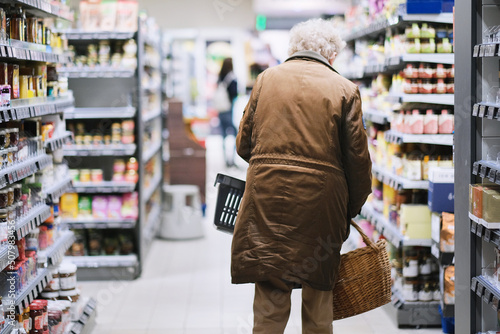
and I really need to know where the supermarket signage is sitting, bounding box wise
[253,0,348,16]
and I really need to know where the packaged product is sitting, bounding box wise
[100,0,118,31]
[469,184,484,218]
[92,196,108,219]
[87,229,103,256]
[443,266,455,304]
[115,0,138,32]
[68,230,86,256]
[78,196,92,219]
[60,193,78,219]
[80,1,101,31]
[440,212,455,253]
[103,233,118,255]
[483,188,500,224]
[118,232,134,255]
[107,195,122,219]
[121,192,138,219]
[8,64,19,99]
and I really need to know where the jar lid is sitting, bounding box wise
[10,128,18,133]
[41,291,59,298]
[29,302,43,310]
[0,189,8,194]
[50,267,59,275]
[58,262,77,274]
[58,289,78,297]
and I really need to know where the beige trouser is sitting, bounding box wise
[253,278,333,334]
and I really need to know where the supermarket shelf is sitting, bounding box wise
[469,212,500,230]
[473,43,500,58]
[45,131,73,152]
[390,93,455,105]
[2,0,73,21]
[392,287,440,309]
[143,175,162,204]
[361,204,433,247]
[15,204,52,240]
[384,130,453,146]
[61,30,136,41]
[0,244,19,272]
[144,205,161,243]
[392,53,454,65]
[0,95,75,123]
[67,298,98,334]
[441,301,455,318]
[64,107,136,119]
[63,144,137,156]
[344,13,453,42]
[142,108,162,123]
[363,109,392,125]
[61,218,137,229]
[0,323,14,334]
[42,176,72,202]
[0,154,53,190]
[71,181,137,193]
[0,39,71,64]
[142,141,162,163]
[472,220,500,247]
[10,267,52,313]
[371,163,429,190]
[472,102,500,120]
[471,275,500,311]
[472,160,500,184]
[58,67,136,78]
[430,241,454,266]
[67,254,139,280]
[37,230,76,266]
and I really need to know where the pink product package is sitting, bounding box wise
[121,192,138,219]
[108,195,123,219]
[92,196,109,219]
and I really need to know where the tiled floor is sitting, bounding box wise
[80,136,444,334]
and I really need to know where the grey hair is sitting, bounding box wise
[287,18,346,60]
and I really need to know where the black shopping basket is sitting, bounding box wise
[213,173,246,234]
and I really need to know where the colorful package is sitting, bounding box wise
[121,192,138,219]
[92,196,109,219]
[107,195,122,219]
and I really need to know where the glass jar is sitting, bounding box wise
[0,189,8,209]
[403,250,419,277]
[7,187,13,206]
[40,291,59,301]
[58,263,77,291]
[30,302,44,331]
[90,169,103,183]
[403,278,419,301]
[79,169,91,183]
[0,130,6,149]
[58,289,80,303]
[38,226,48,250]
[26,228,39,251]
[9,128,19,147]
[418,277,434,301]
[13,184,22,202]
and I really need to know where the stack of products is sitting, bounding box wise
[67,121,135,147]
[370,130,453,181]
[404,23,453,54]
[69,157,139,184]
[79,0,139,32]
[400,63,454,95]
[391,108,454,134]
[68,229,134,257]
[66,39,138,70]
[60,192,139,220]
[469,185,500,224]
[396,247,440,302]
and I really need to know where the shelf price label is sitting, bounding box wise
[479,105,487,118]
[471,221,477,234]
[476,224,484,237]
[496,171,500,185]
[473,104,479,116]
[489,169,497,183]
[492,296,500,311]
[484,228,492,243]
[477,282,485,297]
[484,291,493,305]
[488,106,496,119]
[480,165,488,178]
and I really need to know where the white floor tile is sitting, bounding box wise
[77,135,444,333]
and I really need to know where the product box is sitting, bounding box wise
[60,193,79,219]
[428,167,454,213]
[406,0,447,14]
[441,212,455,253]
[400,204,432,239]
[469,184,483,218]
[431,212,441,244]
[483,188,500,224]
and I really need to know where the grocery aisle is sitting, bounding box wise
[80,135,442,334]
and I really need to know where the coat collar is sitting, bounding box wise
[285,50,339,74]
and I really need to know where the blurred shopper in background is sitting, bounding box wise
[214,57,238,167]
[231,18,372,333]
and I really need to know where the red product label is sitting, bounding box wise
[34,315,43,330]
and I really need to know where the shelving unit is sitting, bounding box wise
[455,0,500,331]
[58,16,162,280]
[66,298,98,334]
[344,8,455,328]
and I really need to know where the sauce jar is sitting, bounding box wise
[13,184,22,202]
[7,187,14,206]
[9,128,19,147]
[126,157,138,171]
[79,169,91,183]
[113,159,126,173]
[44,268,60,292]
[30,302,44,331]
[58,288,80,303]
[0,130,6,148]
[0,190,8,209]
[58,263,77,291]
[40,291,59,301]
[91,169,103,183]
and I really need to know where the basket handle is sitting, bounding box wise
[350,220,379,251]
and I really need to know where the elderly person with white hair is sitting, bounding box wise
[230,18,372,333]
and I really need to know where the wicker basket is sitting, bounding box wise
[332,220,392,321]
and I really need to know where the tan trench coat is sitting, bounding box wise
[231,51,372,291]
